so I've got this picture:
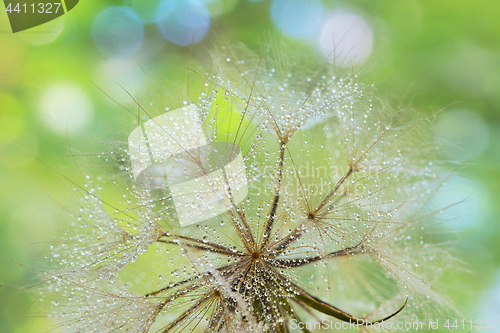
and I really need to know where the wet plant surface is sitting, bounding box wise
[38,44,458,332]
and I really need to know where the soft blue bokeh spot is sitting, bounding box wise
[91,6,145,57]
[434,176,490,231]
[270,0,323,39]
[155,0,211,46]
[478,271,500,319]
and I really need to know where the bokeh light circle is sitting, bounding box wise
[479,272,500,320]
[270,0,323,40]
[434,176,490,230]
[155,0,211,46]
[318,11,373,64]
[91,6,145,57]
[93,58,147,105]
[435,108,490,161]
[38,84,93,135]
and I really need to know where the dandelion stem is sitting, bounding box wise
[314,166,353,214]
[261,143,286,249]
[158,234,244,257]
[293,286,408,325]
[268,243,364,268]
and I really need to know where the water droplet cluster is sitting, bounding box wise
[39,43,457,332]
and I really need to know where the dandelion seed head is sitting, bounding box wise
[37,41,460,332]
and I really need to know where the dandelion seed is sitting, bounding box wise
[37,42,459,332]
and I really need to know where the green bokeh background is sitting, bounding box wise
[1,0,499,332]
